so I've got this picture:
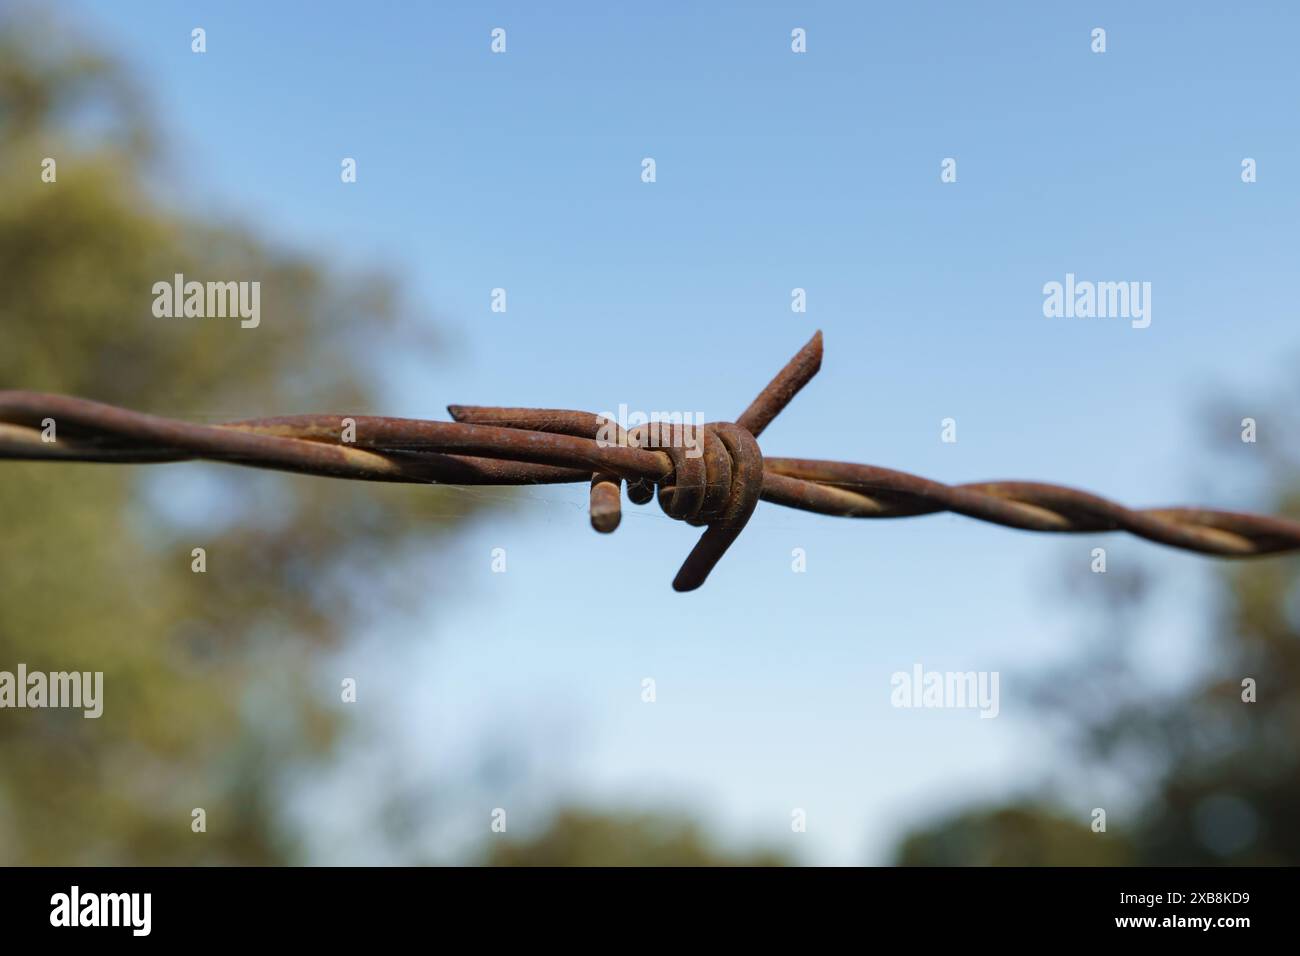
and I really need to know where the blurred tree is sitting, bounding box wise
[895,804,1132,866]
[893,401,1300,865]
[484,808,790,866]
[0,14,478,863]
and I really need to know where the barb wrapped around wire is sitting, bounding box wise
[3,332,1300,591]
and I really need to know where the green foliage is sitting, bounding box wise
[484,808,791,867]
[0,19,473,864]
[895,804,1132,866]
[894,464,1300,866]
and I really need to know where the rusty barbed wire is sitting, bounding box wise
[3,331,1300,591]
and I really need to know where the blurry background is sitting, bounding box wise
[1,1,1297,865]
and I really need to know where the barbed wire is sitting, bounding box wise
[4,331,1299,591]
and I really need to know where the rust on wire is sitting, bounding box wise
[3,331,1300,590]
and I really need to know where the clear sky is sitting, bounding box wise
[55,0,1300,862]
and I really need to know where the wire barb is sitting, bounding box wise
[3,332,1299,589]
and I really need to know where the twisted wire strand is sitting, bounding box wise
[3,330,1299,589]
[760,462,1300,557]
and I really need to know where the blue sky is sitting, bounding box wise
[54,0,1300,862]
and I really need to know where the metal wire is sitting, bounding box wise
[4,331,1299,591]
